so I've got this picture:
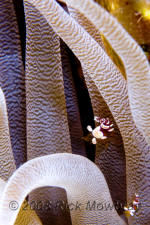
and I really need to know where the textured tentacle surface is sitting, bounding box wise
[25,1,150,224]
[0,153,126,225]
[0,0,26,168]
[0,178,42,225]
[0,88,16,180]
[58,2,87,157]
[24,1,72,159]
[60,41,87,157]
[65,0,150,146]
[0,178,5,194]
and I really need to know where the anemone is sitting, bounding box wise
[0,0,150,224]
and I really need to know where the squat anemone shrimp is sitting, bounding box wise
[124,193,140,218]
[87,116,114,144]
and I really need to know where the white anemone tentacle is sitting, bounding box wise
[24,0,72,160]
[0,178,5,195]
[0,153,126,225]
[0,88,16,180]
[64,0,150,146]
[0,178,42,225]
